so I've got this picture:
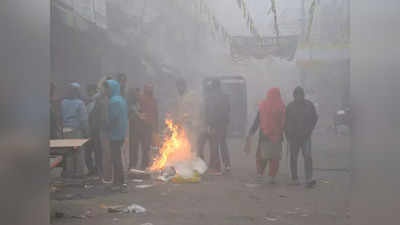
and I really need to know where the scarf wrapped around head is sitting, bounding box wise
[258,88,286,143]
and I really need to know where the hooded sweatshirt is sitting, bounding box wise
[106,80,128,141]
[285,87,318,144]
[61,83,88,136]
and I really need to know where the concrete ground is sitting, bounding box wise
[52,129,351,225]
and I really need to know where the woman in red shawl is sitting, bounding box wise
[247,88,286,184]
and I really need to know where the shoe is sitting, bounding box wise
[102,179,113,184]
[255,174,265,184]
[207,169,223,176]
[224,166,231,173]
[269,176,276,184]
[120,184,128,193]
[289,179,300,186]
[305,179,317,188]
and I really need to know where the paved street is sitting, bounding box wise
[52,130,351,225]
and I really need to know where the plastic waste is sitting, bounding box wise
[191,157,207,174]
[171,171,201,183]
[136,184,153,189]
[245,183,260,188]
[122,204,146,213]
[264,217,278,221]
[132,179,144,183]
[173,162,195,179]
[101,204,125,213]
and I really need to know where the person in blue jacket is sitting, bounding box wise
[104,80,129,192]
[61,82,88,178]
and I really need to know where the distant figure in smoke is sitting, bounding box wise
[175,78,202,153]
[247,88,286,184]
[104,80,129,192]
[285,86,318,188]
[84,84,103,178]
[206,79,231,174]
[138,84,158,169]
[61,82,88,178]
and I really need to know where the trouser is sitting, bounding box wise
[290,138,313,182]
[197,130,210,160]
[84,132,103,175]
[100,130,112,181]
[209,127,231,171]
[129,119,139,169]
[256,150,280,177]
[111,140,125,186]
[130,123,152,170]
[62,129,85,178]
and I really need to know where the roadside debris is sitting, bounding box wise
[171,172,201,183]
[100,204,125,213]
[155,157,207,183]
[131,179,144,183]
[320,179,329,184]
[245,183,260,188]
[84,184,94,189]
[264,216,278,221]
[136,184,154,189]
[122,204,147,213]
[102,203,147,214]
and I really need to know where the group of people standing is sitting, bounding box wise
[50,74,318,191]
[247,86,318,188]
[50,74,158,193]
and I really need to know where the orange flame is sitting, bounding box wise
[149,119,193,171]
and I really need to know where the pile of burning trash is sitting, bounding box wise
[130,119,208,183]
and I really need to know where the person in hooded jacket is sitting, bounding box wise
[61,82,88,178]
[285,86,318,188]
[104,80,129,192]
[248,88,286,184]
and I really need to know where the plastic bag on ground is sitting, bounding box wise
[191,157,207,174]
[122,204,146,213]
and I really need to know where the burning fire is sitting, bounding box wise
[149,119,193,171]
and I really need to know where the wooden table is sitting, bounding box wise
[49,139,89,155]
[49,139,89,169]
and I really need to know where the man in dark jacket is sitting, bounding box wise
[206,79,231,174]
[285,86,318,188]
[85,84,102,177]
